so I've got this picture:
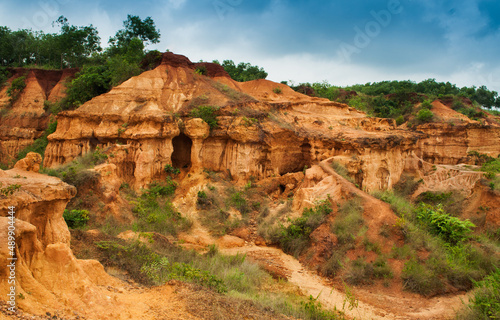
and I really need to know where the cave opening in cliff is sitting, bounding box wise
[171,133,192,168]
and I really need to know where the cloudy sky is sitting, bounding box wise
[2,0,500,91]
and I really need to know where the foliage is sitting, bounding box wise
[195,65,207,75]
[416,108,434,123]
[15,120,57,162]
[330,161,354,183]
[131,178,190,236]
[0,183,21,197]
[278,200,332,256]
[218,59,268,82]
[63,65,111,109]
[402,258,444,296]
[44,147,108,187]
[273,87,282,94]
[63,209,89,228]
[6,75,26,102]
[109,15,160,50]
[141,257,227,293]
[189,105,219,129]
[460,268,500,319]
[482,157,500,175]
[164,164,180,175]
[415,203,475,244]
[332,197,364,245]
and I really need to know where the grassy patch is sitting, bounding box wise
[15,120,58,163]
[331,161,354,183]
[332,197,364,246]
[458,268,500,320]
[131,178,191,236]
[277,200,332,257]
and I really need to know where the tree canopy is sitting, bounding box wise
[214,60,268,82]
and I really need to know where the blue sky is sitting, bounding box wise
[2,0,500,92]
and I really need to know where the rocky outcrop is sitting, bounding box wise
[0,68,76,164]
[42,53,426,191]
[416,122,500,164]
[0,154,120,316]
[40,53,500,193]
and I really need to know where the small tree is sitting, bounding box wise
[417,108,433,123]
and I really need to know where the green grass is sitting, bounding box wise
[130,179,191,236]
[458,268,500,319]
[332,197,364,246]
[277,200,332,257]
[93,236,343,320]
[43,147,108,187]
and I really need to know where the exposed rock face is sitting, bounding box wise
[0,68,76,164]
[0,157,119,316]
[416,123,500,164]
[41,53,500,193]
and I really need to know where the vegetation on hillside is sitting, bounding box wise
[213,59,268,82]
[288,79,500,123]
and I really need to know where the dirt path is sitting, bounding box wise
[174,170,468,320]
[223,245,397,320]
[222,245,467,320]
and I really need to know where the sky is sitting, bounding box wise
[2,0,500,92]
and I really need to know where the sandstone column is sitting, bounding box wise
[184,118,210,170]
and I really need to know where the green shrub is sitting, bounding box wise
[228,191,250,215]
[63,209,90,228]
[15,120,58,162]
[459,268,500,319]
[164,164,180,175]
[416,108,434,123]
[0,183,21,197]
[141,257,227,293]
[333,197,364,245]
[420,100,433,109]
[6,75,26,103]
[190,105,219,129]
[273,87,282,94]
[278,200,332,257]
[195,65,207,75]
[416,203,475,244]
[344,258,374,285]
[321,252,343,277]
[402,259,444,296]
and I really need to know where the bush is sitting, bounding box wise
[6,75,26,103]
[402,259,444,296]
[141,257,227,293]
[416,108,433,123]
[420,100,433,109]
[63,209,90,228]
[344,258,374,285]
[164,164,180,175]
[278,200,332,257]
[459,268,500,319]
[190,105,218,129]
[332,197,364,245]
[273,87,282,94]
[416,203,475,244]
[15,120,58,163]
